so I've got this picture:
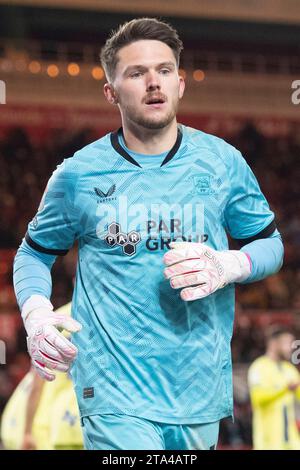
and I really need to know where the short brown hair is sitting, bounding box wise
[100,17,183,82]
[265,325,292,343]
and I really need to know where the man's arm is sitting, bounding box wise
[224,145,284,284]
[13,159,82,380]
[290,368,300,401]
[248,365,299,407]
[240,229,283,283]
[14,240,81,381]
[287,382,300,401]
[163,230,282,301]
[249,384,289,407]
[21,369,45,450]
[164,144,283,301]
[13,238,56,310]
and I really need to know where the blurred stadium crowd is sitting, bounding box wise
[0,121,299,448]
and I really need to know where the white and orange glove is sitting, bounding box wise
[22,295,82,381]
[163,242,251,301]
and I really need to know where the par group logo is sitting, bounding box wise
[104,222,141,256]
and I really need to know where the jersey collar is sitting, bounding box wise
[110,126,183,168]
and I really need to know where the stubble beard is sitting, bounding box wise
[124,99,179,130]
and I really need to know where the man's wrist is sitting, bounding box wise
[222,250,252,284]
[22,295,53,321]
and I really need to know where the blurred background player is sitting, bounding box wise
[248,326,300,450]
[0,303,83,450]
[0,368,35,450]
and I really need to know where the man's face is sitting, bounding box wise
[105,40,185,130]
[276,333,295,361]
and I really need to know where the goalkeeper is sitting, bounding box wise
[13,17,283,450]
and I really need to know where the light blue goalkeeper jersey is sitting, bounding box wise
[21,125,276,423]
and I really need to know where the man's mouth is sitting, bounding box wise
[145,95,166,105]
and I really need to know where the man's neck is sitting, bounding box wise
[121,119,178,155]
[266,350,280,362]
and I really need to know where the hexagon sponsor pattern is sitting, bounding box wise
[105,223,141,256]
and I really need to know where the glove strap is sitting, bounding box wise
[228,250,252,283]
[21,295,53,321]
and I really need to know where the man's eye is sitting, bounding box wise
[130,72,143,78]
[160,69,171,74]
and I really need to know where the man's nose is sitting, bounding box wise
[146,72,161,92]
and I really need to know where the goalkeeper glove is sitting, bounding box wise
[163,242,251,301]
[22,295,82,381]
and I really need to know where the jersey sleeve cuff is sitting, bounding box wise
[234,219,276,247]
[25,232,69,256]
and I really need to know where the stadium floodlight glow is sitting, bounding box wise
[0,59,13,73]
[68,63,80,76]
[15,59,27,72]
[47,64,59,78]
[179,69,187,80]
[193,69,205,82]
[92,66,104,80]
[29,61,41,74]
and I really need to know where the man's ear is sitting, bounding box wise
[103,83,118,105]
[178,75,185,100]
